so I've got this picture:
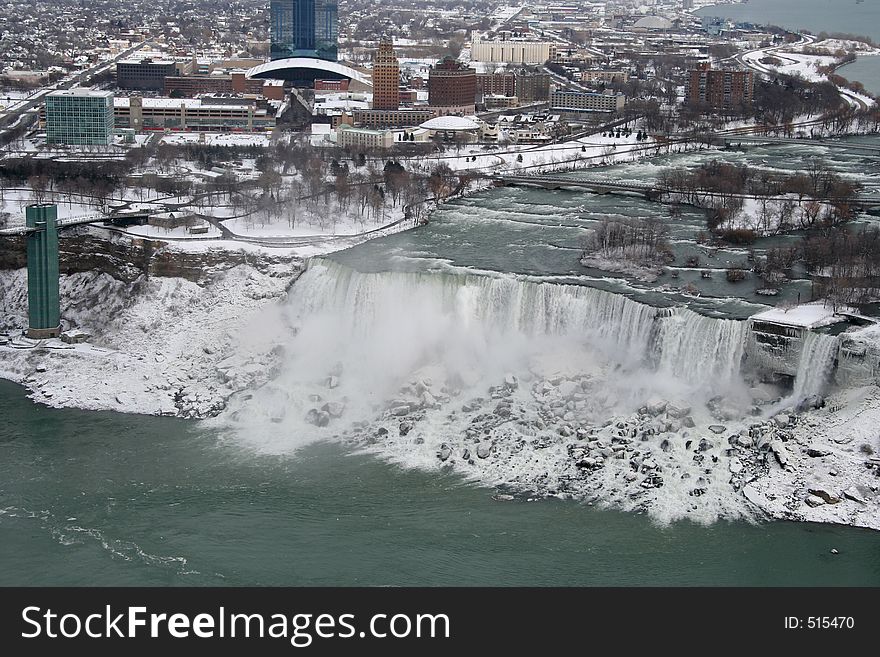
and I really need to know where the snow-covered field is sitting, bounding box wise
[159,132,272,148]
[744,49,839,83]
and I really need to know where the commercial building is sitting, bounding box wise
[515,71,550,102]
[470,38,556,65]
[580,70,629,85]
[315,79,349,91]
[428,57,476,115]
[353,108,436,128]
[114,95,275,132]
[117,57,178,91]
[163,72,269,98]
[337,125,393,149]
[550,90,626,113]
[476,72,516,99]
[45,89,114,146]
[686,64,754,109]
[372,39,400,110]
[270,0,338,62]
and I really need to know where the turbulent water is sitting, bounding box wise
[223,258,751,442]
[791,332,840,402]
[217,258,765,524]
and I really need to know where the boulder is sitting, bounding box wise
[806,447,831,458]
[666,403,691,419]
[646,398,667,416]
[805,495,826,508]
[420,391,440,409]
[808,487,841,504]
[477,442,492,459]
[504,374,519,390]
[708,425,726,435]
[682,416,696,428]
[729,459,743,474]
[772,414,790,428]
[391,405,410,417]
[557,380,579,399]
[770,440,788,467]
[438,446,452,462]
[322,401,345,418]
[399,421,413,436]
[843,486,869,504]
[742,484,768,507]
[305,409,330,427]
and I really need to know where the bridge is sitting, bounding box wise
[493,174,880,208]
[0,211,128,236]
[720,136,880,155]
[493,174,662,198]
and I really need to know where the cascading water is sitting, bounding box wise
[279,258,749,398]
[790,332,839,403]
[219,257,760,523]
[654,312,746,387]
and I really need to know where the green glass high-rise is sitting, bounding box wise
[25,204,61,339]
[270,0,338,62]
[45,89,114,146]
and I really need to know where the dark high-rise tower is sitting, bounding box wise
[270,0,338,62]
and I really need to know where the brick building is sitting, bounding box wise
[372,39,400,110]
[428,57,476,114]
[686,64,754,109]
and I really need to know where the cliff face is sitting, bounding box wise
[0,228,301,284]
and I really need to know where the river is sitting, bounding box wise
[699,0,880,93]
[2,379,879,586]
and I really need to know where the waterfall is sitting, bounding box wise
[791,332,839,402]
[286,258,748,392]
[655,312,746,387]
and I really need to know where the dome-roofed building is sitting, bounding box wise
[419,115,480,131]
[247,57,371,88]
[419,115,482,143]
[634,16,673,30]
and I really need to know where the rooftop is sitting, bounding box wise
[750,303,853,329]
[420,115,480,131]
[48,88,114,98]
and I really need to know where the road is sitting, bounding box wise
[733,33,870,111]
[0,40,153,139]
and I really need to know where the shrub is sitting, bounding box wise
[716,228,758,245]
[726,268,747,283]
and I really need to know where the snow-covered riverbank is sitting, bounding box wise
[0,261,302,416]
